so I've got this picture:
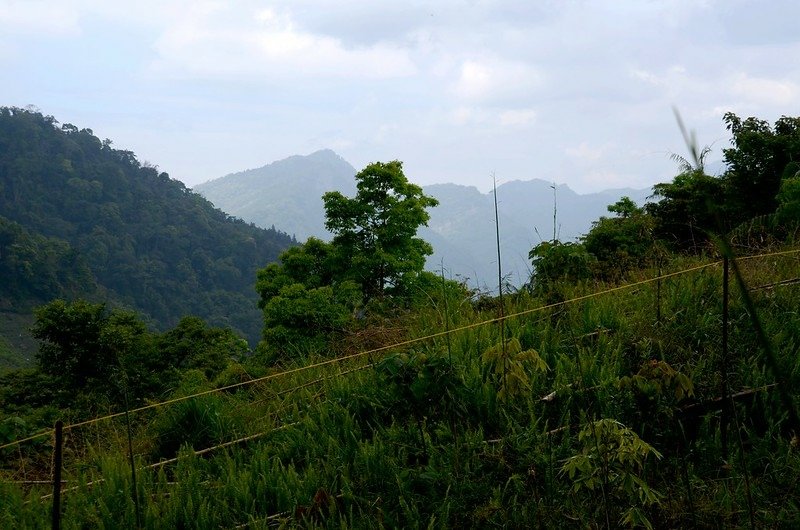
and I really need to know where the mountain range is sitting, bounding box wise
[195,150,652,291]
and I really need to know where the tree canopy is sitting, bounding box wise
[722,112,800,223]
[256,161,439,361]
[323,161,438,299]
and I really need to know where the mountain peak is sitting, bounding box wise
[195,149,357,241]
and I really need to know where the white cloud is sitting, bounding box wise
[0,0,81,36]
[452,58,543,103]
[499,108,537,127]
[565,142,607,163]
[731,73,798,106]
[150,4,417,80]
[450,106,485,126]
[4,0,800,195]
[451,106,537,128]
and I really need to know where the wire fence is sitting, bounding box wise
[0,255,734,453]
[1,248,799,520]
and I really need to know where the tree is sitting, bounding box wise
[32,299,114,389]
[775,173,800,230]
[646,170,725,250]
[722,113,800,223]
[255,237,337,300]
[258,282,360,361]
[583,197,657,279]
[528,240,594,293]
[254,238,361,361]
[322,161,439,299]
[156,316,249,381]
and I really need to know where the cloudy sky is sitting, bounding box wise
[2,0,798,193]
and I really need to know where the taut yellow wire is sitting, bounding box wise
[7,248,798,452]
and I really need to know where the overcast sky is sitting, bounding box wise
[2,0,798,193]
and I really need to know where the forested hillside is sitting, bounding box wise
[0,107,295,363]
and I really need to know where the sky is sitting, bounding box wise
[1,0,799,193]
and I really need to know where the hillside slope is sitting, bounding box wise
[0,107,295,365]
[194,149,357,240]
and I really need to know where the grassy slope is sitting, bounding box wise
[2,247,800,528]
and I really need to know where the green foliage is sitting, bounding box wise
[0,106,294,346]
[377,351,470,423]
[255,237,336,299]
[583,197,658,280]
[0,336,17,375]
[639,113,800,253]
[259,281,360,361]
[647,170,726,250]
[404,270,472,311]
[528,240,594,292]
[157,316,249,380]
[620,359,695,403]
[150,386,244,459]
[32,299,117,389]
[776,174,800,229]
[481,337,547,402]
[562,419,663,528]
[722,113,800,224]
[20,299,246,418]
[255,238,361,361]
[0,215,95,302]
[323,160,439,299]
[3,248,800,528]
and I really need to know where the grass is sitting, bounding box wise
[2,246,800,527]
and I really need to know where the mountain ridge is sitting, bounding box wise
[196,150,652,291]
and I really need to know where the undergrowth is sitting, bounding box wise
[2,247,800,528]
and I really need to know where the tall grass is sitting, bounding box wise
[2,247,800,527]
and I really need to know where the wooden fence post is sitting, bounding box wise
[720,256,730,461]
[52,420,63,530]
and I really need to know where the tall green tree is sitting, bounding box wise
[32,299,114,389]
[157,316,249,380]
[528,240,594,293]
[255,238,361,361]
[722,112,800,223]
[322,161,439,299]
[646,170,726,250]
[583,197,657,279]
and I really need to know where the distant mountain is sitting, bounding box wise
[0,107,295,368]
[421,181,652,291]
[194,150,357,240]
[197,151,652,293]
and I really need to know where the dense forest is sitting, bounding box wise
[1,109,800,528]
[0,107,295,360]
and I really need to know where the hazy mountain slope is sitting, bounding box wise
[194,150,356,240]
[197,151,652,292]
[0,107,295,366]
[422,181,652,291]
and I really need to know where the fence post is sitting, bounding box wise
[52,420,63,530]
[122,380,142,529]
[656,266,662,325]
[720,256,730,460]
